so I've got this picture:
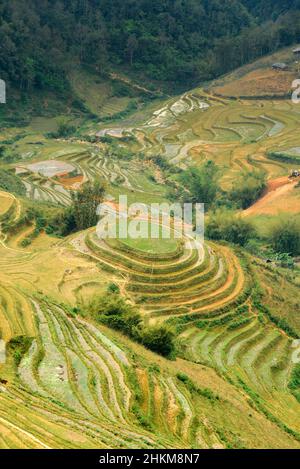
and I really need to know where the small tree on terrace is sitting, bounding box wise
[179,161,220,208]
[268,217,300,256]
[230,170,266,209]
[71,179,106,230]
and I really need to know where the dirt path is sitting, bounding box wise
[109,72,160,96]
[242,176,299,217]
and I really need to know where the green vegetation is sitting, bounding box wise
[267,151,300,164]
[0,169,26,196]
[90,291,176,358]
[268,217,300,256]
[71,179,106,231]
[207,209,256,246]
[139,325,176,359]
[176,372,220,401]
[42,178,107,236]
[176,162,220,208]
[230,171,266,209]
[289,364,300,402]
[0,3,300,449]
[7,335,33,366]
[90,292,142,338]
[1,0,300,92]
[47,118,77,139]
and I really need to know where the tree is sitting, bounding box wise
[268,217,300,256]
[126,35,138,66]
[230,170,266,209]
[90,292,142,338]
[55,118,76,138]
[179,161,220,208]
[140,325,176,358]
[71,179,106,230]
[207,209,256,246]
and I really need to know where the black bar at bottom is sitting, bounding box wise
[0,449,298,467]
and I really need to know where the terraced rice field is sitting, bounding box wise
[10,85,300,208]
[0,70,300,448]
[13,140,166,206]
[86,89,300,197]
[77,232,245,324]
[0,182,299,448]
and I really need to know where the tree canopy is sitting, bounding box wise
[1,0,300,90]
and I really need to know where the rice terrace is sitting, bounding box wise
[0,0,300,456]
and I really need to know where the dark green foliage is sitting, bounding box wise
[47,118,76,138]
[178,161,220,207]
[71,179,106,231]
[47,206,77,237]
[7,335,33,366]
[289,364,300,402]
[267,151,300,165]
[0,169,26,196]
[140,325,176,358]
[90,292,176,358]
[107,283,120,294]
[150,155,181,175]
[268,217,300,256]
[112,81,135,97]
[207,209,256,246]
[91,292,142,339]
[227,317,252,330]
[1,1,299,90]
[229,170,266,209]
[176,373,220,401]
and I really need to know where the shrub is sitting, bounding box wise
[90,292,176,358]
[179,161,220,207]
[207,209,256,246]
[0,169,26,196]
[7,335,33,365]
[268,216,300,256]
[139,325,175,358]
[47,207,77,236]
[229,170,266,209]
[176,373,220,401]
[47,117,76,138]
[289,364,300,402]
[107,282,120,294]
[71,178,106,231]
[90,293,142,339]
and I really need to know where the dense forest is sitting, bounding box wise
[0,0,300,91]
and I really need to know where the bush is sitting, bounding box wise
[112,80,135,97]
[176,372,220,401]
[207,209,256,246]
[7,335,33,365]
[107,282,120,294]
[229,170,266,209]
[268,217,300,256]
[140,325,175,358]
[47,207,76,236]
[0,169,26,196]
[71,179,106,231]
[90,293,176,358]
[178,161,220,208]
[90,293,142,339]
[288,363,300,403]
[47,117,76,138]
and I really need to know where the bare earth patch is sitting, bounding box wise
[243,176,300,216]
[213,69,296,98]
